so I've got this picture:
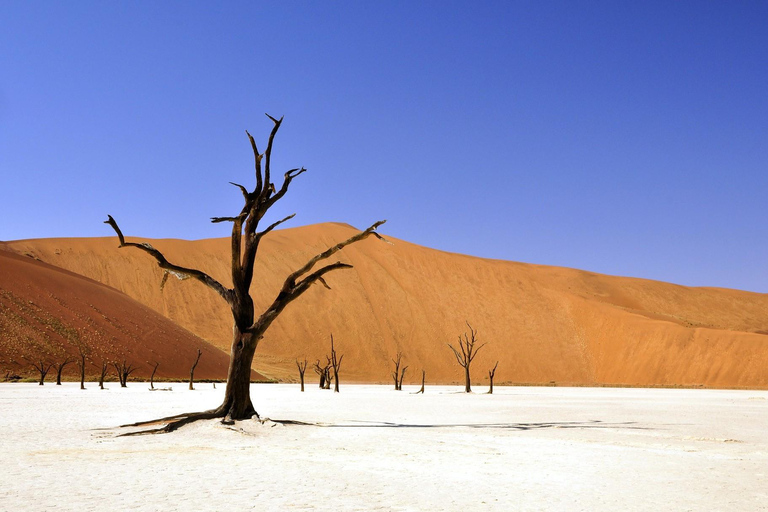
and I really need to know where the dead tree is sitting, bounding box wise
[487,361,499,394]
[412,369,426,394]
[32,360,53,386]
[113,360,136,388]
[105,116,385,432]
[391,352,408,391]
[99,361,109,389]
[329,334,343,393]
[189,349,202,390]
[448,322,486,393]
[313,359,332,389]
[150,362,159,390]
[77,347,87,390]
[53,357,73,385]
[296,358,308,392]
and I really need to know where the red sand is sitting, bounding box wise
[0,250,264,381]
[3,223,768,386]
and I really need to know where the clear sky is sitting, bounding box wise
[1,1,766,292]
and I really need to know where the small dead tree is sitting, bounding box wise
[296,358,308,392]
[413,369,426,394]
[189,349,202,390]
[104,115,385,433]
[113,360,136,387]
[448,322,486,393]
[32,360,53,386]
[329,334,343,393]
[150,362,159,390]
[314,359,332,389]
[53,357,73,386]
[487,361,499,394]
[313,360,326,389]
[99,361,109,389]
[391,352,409,391]
[77,347,88,390]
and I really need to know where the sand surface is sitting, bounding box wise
[1,383,766,510]
[0,250,258,381]
[4,223,768,387]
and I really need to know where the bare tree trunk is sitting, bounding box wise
[464,366,471,393]
[488,361,499,394]
[150,362,159,390]
[398,365,408,390]
[391,352,403,390]
[296,358,307,392]
[99,362,108,389]
[113,360,136,387]
[79,353,86,390]
[32,361,53,386]
[329,335,343,393]
[189,349,202,390]
[217,329,258,423]
[448,322,486,394]
[419,369,425,393]
[54,358,73,385]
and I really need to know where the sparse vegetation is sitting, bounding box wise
[448,322,486,393]
[391,352,408,391]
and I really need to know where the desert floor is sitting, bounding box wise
[1,383,766,511]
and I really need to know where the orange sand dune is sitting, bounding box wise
[0,250,264,382]
[3,223,768,387]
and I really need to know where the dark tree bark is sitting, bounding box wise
[313,360,327,389]
[412,369,425,394]
[99,361,109,389]
[189,349,202,390]
[78,350,86,390]
[448,322,486,393]
[113,360,136,388]
[296,358,307,392]
[488,361,499,394]
[32,360,53,386]
[105,116,385,433]
[53,358,73,385]
[329,334,343,393]
[150,362,159,390]
[398,365,408,390]
[391,352,406,390]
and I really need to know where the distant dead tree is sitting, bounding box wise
[98,361,109,389]
[412,369,426,394]
[296,358,308,392]
[391,352,408,391]
[329,334,343,393]
[113,360,136,388]
[77,346,88,390]
[313,359,332,389]
[53,357,73,386]
[31,360,53,386]
[487,361,499,394]
[448,322,486,393]
[150,362,160,390]
[189,349,202,390]
[105,115,385,433]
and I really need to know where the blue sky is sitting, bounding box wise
[1,1,766,292]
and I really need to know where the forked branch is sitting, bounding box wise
[104,215,232,305]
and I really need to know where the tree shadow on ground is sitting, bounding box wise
[270,419,651,431]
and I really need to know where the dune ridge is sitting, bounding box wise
[3,222,767,387]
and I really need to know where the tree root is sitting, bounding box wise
[116,405,260,436]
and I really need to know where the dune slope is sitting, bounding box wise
[0,250,264,382]
[3,223,767,387]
